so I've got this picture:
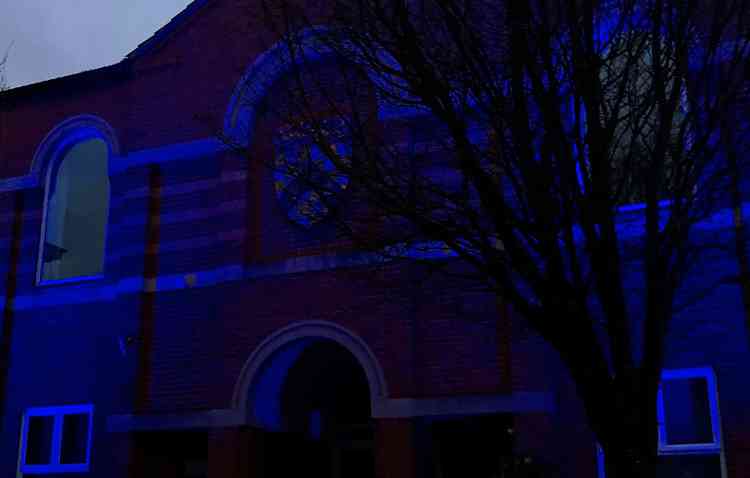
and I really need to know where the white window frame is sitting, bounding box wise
[35,132,110,287]
[19,404,94,474]
[596,367,726,478]
[657,367,722,455]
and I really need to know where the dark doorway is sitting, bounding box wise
[428,414,515,478]
[262,339,375,478]
[134,429,208,478]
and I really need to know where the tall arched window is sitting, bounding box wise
[39,137,110,282]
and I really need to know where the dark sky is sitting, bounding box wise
[1,0,193,88]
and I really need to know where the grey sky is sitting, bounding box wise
[1,0,194,89]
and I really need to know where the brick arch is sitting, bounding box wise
[232,320,388,429]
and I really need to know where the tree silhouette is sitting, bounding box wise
[228,1,750,476]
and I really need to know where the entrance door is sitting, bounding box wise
[134,430,208,478]
[330,424,375,478]
[263,430,331,478]
[430,414,515,478]
[261,424,374,478]
[262,339,376,478]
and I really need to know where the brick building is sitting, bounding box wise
[0,1,747,477]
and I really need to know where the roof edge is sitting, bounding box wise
[126,0,213,60]
[0,61,132,101]
[0,0,212,98]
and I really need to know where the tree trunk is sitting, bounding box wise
[728,145,750,342]
[602,444,657,478]
[598,381,661,478]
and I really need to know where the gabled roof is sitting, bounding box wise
[1,0,212,98]
[126,0,212,60]
[0,62,131,102]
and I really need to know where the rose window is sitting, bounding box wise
[273,132,350,227]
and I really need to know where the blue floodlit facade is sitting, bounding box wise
[0,1,748,477]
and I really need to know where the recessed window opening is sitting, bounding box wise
[597,367,725,478]
[19,405,93,474]
[657,367,722,453]
[39,137,110,283]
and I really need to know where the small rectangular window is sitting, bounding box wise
[597,367,725,478]
[20,405,93,474]
[657,368,721,454]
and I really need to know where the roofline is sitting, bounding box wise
[0,0,210,100]
[126,0,212,60]
[0,61,132,102]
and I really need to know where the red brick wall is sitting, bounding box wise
[140,262,512,412]
[0,3,748,478]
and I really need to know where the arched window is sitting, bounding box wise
[39,137,110,282]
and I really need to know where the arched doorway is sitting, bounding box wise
[254,338,375,478]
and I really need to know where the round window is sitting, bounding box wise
[274,134,350,227]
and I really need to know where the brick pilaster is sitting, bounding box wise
[208,426,264,478]
[375,418,417,478]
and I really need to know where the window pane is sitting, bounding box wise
[42,138,109,281]
[25,416,54,465]
[60,413,90,464]
[663,378,713,445]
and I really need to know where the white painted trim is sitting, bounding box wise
[106,409,244,432]
[596,366,727,478]
[106,392,553,432]
[0,115,118,193]
[32,116,120,174]
[19,404,94,475]
[657,367,722,455]
[231,320,389,422]
[34,119,115,286]
[656,367,728,478]
[371,392,554,418]
[223,25,436,148]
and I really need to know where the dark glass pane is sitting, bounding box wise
[663,378,713,445]
[42,138,108,281]
[60,413,89,464]
[25,416,54,465]
[657,453,722,478]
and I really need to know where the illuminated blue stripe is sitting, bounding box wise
[1,200,747,312]
[5,251,380,311]
[0,137,231,194]
[109,137,229,175]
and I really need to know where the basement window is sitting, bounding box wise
[19,405,93,474]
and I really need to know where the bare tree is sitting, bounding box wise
[228,0,750,476]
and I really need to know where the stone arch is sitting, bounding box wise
[223,26,410,148]
[31,115,120,185]
[224,26,341,147]
[232,320,388,429]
